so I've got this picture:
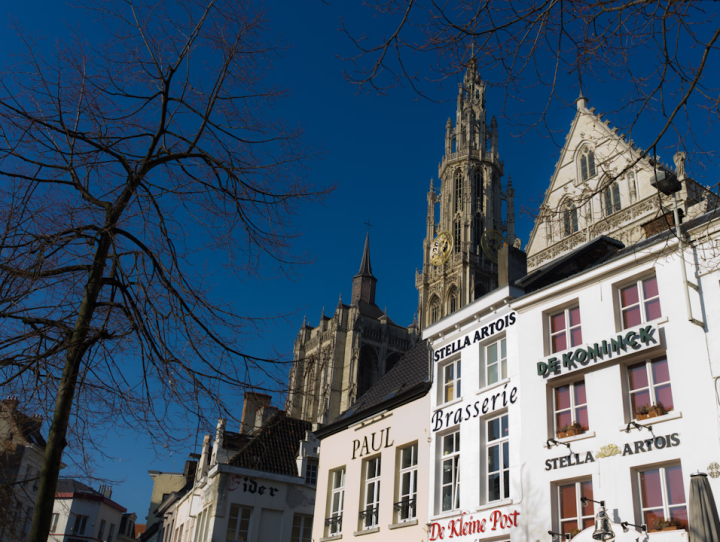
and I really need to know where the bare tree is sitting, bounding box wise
[0,1,329,540]
[340,1,720,179]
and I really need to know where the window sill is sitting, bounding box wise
[618,410,682,432]
[438,396,463,409]
[321,536,342,542]
[353,527,379,537]
[474,498,514,512]
[430,509,462,522]
[476,377,511,396]
[547,431,596,448]
[388,520,418,530]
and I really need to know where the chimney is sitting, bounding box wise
[254,405,278,429]
[2,396,19,413]
[498,244,527,287]
[240,392,272,434]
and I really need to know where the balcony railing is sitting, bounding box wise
[393,498,417,521]
[325,514,342,535]
[358,506,379,529]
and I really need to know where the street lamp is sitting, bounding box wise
[580,497,615,541]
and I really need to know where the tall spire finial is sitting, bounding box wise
[357,231,373,276]
[364,219,373,233]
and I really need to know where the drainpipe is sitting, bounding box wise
[672,191,704,328]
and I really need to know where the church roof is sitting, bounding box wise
[315,339,431,439]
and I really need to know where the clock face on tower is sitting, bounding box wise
[430,231,453,266]
[481,230,505,264]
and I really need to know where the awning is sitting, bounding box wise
[689,472,720,542]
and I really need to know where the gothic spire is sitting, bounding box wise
[352,232,378,306]
[356,232,373,276]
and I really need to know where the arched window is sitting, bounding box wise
[579,147,597,182]
[448,287,458,313]
[564,204,579,236]
[430,297,441,324]
[454,220,461,253]
[455,171,463,213]
[474,214,483,248]
[604,182,621,215]
[474,170,483,212]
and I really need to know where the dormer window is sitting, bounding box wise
[579,147,596,181]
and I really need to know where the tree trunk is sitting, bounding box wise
[29,230,114,542]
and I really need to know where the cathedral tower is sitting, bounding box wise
[416,59,515,329]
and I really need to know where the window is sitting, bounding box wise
[638,464,688,531]
[51,513,59,533]
[454,220,461,253]
[620,276,662,328]
[442,358,461,403]
[226,505,252,541]
[564,205,578,236]
[449,288,457,313]
[305,458,318,485]
[441,431,460,512]
[550,306,582,353]
[487,414,509,502]
[327,467,345,536]
[193,507,211,542]
[554,381,589,437]
[361,456,381,529]
[579,147,596,181]
[397,443,418,521]
[558,480,595,537]
[23,506,32,534]
[455,170,463,213]
[291,514,313,542]
[430,297,440,324]
[474,171,483,212]
[485,338,507,386]
[474,214,483,247]
[604,182,621,215]
[99,520,106,540]
[72,515,88,535]
[108,523,115,542]
[628,357,674,419]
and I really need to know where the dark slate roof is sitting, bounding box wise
[316,339,431,439]
[56,479,99,495]
[223,430,250,451]
[228,412,311,477]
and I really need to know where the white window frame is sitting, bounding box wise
[397,443,418,522]
[99,519,107,540]
[50,513,59,533]
[305,458,318,485]
[440,431,461,512]
[557,479,595,536]
[361,456,381,529]
[441,358,461,404]
[627,357,674,419]
[327,467,345,536]
[193,507,211,542]
[618,275,661,329]
[486,413,510,502]
[485,337,507,386]
[291,514,313,542]
[226,505,252,542]
[637,464,687,531]
[553,380,588,436]
[549,306,582,354]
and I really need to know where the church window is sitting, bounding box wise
[430,297,441,324]
[449,287,458,313]
[455,171,463,213]
[628,171,637,202]
[474,170,483,212]
[454,220,461,253]
[563,204,579,236]
[579,147,596,181]
[604,182,621,215]
[474,214,483,248]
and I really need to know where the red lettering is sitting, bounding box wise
[450,518,462,537]
[480,519,486,532]
[490,510,502,530]
[428,523,444,541]
[511,510,520,527]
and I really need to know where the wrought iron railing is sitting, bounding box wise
[325,514,342,535]
[358,506,379,528]
[393,498,417,520]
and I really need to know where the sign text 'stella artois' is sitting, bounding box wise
[434,312,516,363]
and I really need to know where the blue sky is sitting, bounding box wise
[2,0,719,521]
